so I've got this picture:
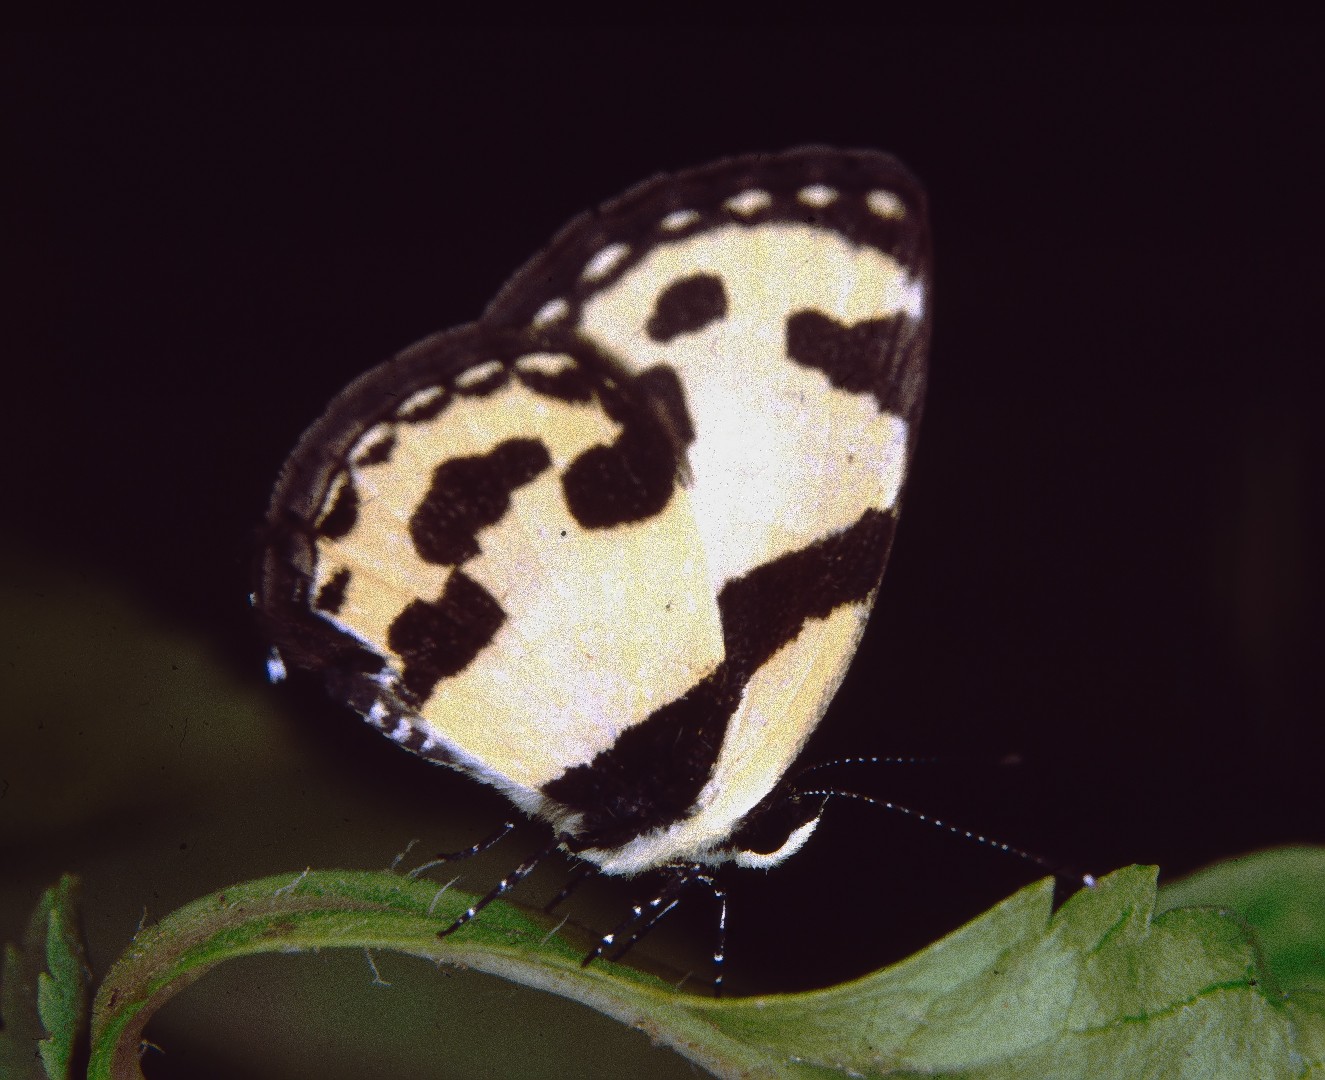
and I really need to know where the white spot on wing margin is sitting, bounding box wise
[797,184,837,208]
[532,298,570,327]
[725,189,772,216]
[453,359,504,390]
[581,242,631,282]
[660,209,700,232]
[866,189,904,219]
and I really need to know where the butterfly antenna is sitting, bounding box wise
[793,755,939,782]
[797,787,1095,887]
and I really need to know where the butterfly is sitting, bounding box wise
[257,147,931,981]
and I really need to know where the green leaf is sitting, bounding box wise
[1,876,90,1080]
[1158,845,1325,993]
[87,858,1325,1079]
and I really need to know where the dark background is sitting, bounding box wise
[3,26,1322,1079]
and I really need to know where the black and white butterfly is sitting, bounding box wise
[258,147,931,980]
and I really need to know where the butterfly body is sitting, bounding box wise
[259,148,930,887]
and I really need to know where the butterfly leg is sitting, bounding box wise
[581,864,696,970]
[436,837,560,939]
[436,820,516,862]
[583,865,728,993]
[694,871,728,996]
[544,859,597,913]
[407,821,517,879]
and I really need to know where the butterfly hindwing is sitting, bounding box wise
[261,328,721,813]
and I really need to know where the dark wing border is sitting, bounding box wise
[485,146,931,425]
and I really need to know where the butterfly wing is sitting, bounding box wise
[261,149,930,873]
[259,327,724,815]
[487,149,931,870]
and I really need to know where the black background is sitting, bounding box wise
[3,26,1322,1079]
